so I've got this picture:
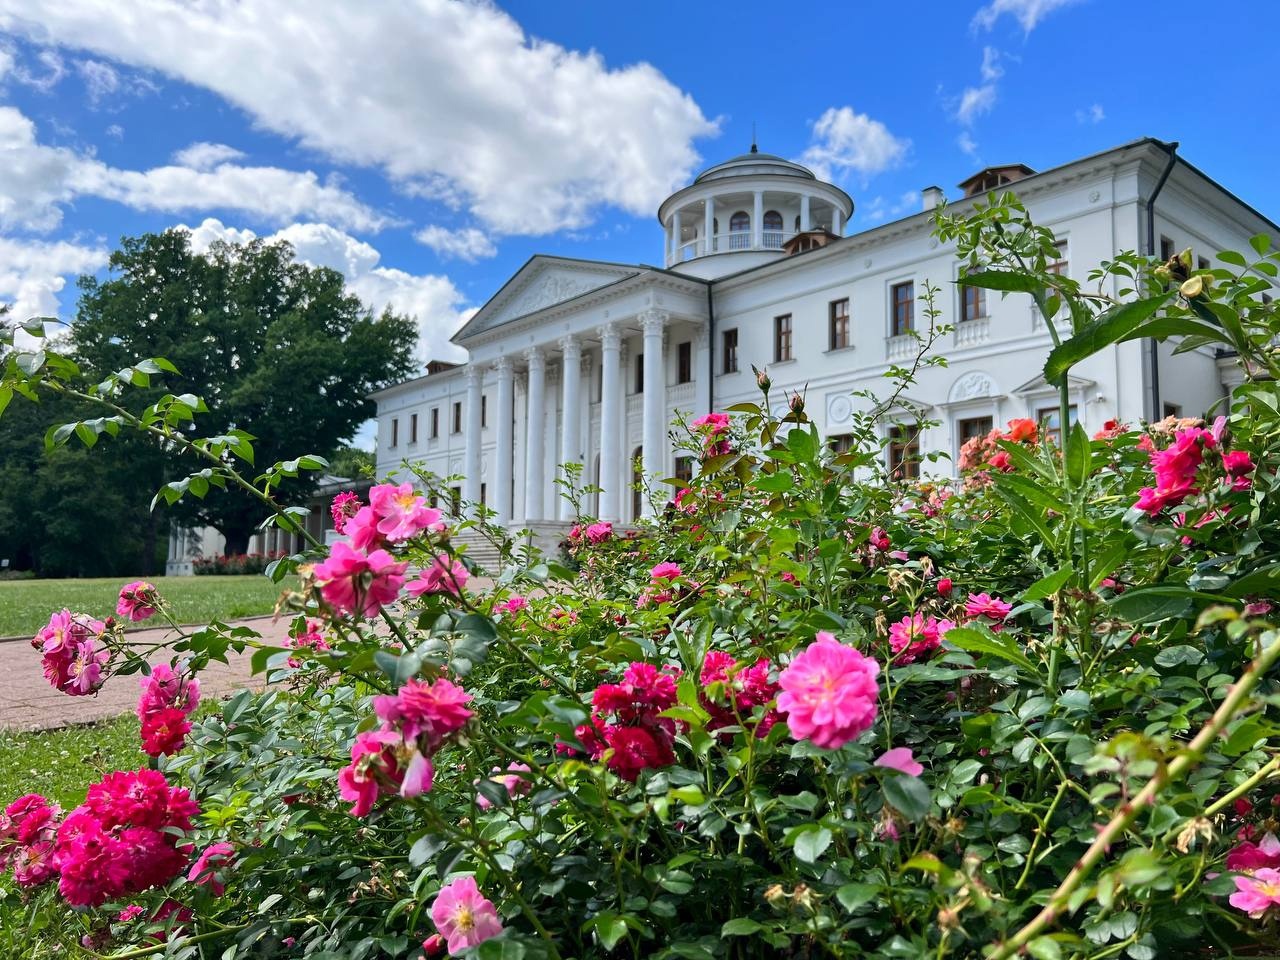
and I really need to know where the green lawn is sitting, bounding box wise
[0,575,282,639]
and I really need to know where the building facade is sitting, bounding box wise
[372,138,1274,537]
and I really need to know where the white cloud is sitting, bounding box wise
[957,132,980,159]
[0,1,717,236]
[414,225,497,262]
[172,141,247,170]
[0,234,106,326]
[954,47,1002,125]
[1075,103,1105,124]
[972,0,1081,32]
[860,191,922,224]
[799,107,910,182]
[179,218,470,364]
[104,123,123,139]
[9,47,65,91]
[0,105,391,232]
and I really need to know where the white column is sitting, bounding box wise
[752,191,763,249]
[598,324,622,522]
[800,194,811,232]
[523,347,546,522]
[640,309,668,517]
[671,210,682,263]
[463,365,482,515]
[694,326,711,415]
[558,335,582,521]
[833,205,843,236]
[493,356,514,526]
[703,197,714,255]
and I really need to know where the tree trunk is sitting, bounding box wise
[222,528,251,557]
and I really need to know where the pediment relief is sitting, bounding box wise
[481,263,637,332]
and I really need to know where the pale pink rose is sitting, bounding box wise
[965,593,1012,622]
[1230,867,1280,918]
[875,747,924,777]
[777,632,880,750]
[406,555,470,598]
[116,581,159,622]
[368,482,446,542]
[430,876,503,954]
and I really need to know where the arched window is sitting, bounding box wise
[763,210,784,248]
[631,446,644,520]
[729,211,750,249]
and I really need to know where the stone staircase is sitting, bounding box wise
[450,528,504,576]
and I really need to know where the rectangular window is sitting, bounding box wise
[1036,404,1079,444]
[674,456,694,484]
[481,395,487,428]
[677,341,692,384]
[1163,402,1182,419]
[1197,256,1211,271]
[480,483,487,506]
[829,298,850,350]
[449,486,462,516]
[775,314,793,361]
[431,408,439,439]
[722,329,738,374]
[891,282,914,336]
[1046,240,1069,277]
[828,433,855,455]
[1160,235,1176,262]
[958,416,993,446]
[452,401,462,434]
[960,284,986,322]
[410,413,418,444]
[391,417,399,448]
[887,425,920,479]
[634,352,644,393]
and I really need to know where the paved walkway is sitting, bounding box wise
[0,615,294,732]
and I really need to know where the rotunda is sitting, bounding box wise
[657,144,854,279]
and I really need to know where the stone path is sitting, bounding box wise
[0,615,294,732]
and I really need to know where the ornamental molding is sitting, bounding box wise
[947,371,998,404]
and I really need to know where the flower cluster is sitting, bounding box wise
[137,663,201,757]
[699,650,780,738]
[636,561,693,609]
[407,555,470,598]
[330,491,363,533]
[116,581,159,622]
[33,609,109,697]
[777,632,880,750]
[192,551,287,575]
[474,762,532,810]
[567,521,613,549]
[888,614,953,664]
[572,662,679,780]
[52,769,199,907]
[338,677,474,816]
[0,794,61,889]
[691,412,732,458]
[1133,424,1217,514]
[286,618,331,668]
[957,418,1039,479]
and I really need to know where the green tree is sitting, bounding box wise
[70,230,417,556]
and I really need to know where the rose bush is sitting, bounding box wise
[1,197,1279,958]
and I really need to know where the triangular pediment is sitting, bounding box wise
[453,256,641,342]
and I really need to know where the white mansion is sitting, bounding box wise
[361,138,1275,541]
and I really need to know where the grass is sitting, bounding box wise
[0,575,283,638]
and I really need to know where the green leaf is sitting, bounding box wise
[1108,587,1228,624]
[1250,233,1272,256]
[1065,421,1091,486]
[1153,645,1203,668]
[1043,292,1173,385]
[835,883,878,912]
[944,624,1038,675]
[0,385,12,417]
[721,918,765,937]
[1027,936,1063,960]
[1218,249,1248,267]
[956,269,1045,293]
[882,776,931,821]
[1021,565,1075,603]
[790,823,833,864]
[475,940,526,960]
[586,915,628,951]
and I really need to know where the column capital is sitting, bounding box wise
[463,363,482,386]
[558,334,581,360]
[598,322,621,351]
[639,308,668,334]
[492,354,514,376]
[693,324,709,349]
[524,346,545,370]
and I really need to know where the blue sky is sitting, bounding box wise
[1,0,1277,390]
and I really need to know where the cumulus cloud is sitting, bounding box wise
[414,225,497,262]
[799,107,910,182]
[0,0,717,236]
[0,105,391,232]
[0,234,107,326]
[972,0,1081,32]
[1075,103,1105,124]
[179,217,470,364]
[172,142,246,169]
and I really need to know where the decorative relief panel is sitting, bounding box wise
[947,371,998,404]
[826,393,854,426]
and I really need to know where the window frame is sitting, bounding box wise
[391,417,399,448]
[829,298,850,350]
[677,341,692,384]
[887,423,920,480]
[960,283,987,323]
[774,314,793,362]
[409,412,418,444]
[451,401,462,434]
[890,281,915,337]
[1035,403,1078,444]
[430,407,439,439]
[722,329,739,374]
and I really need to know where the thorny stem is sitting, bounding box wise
[989,628,1280,960]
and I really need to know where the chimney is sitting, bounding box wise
[921,186,945,211]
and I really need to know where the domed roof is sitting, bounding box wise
[693,148,816,185]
